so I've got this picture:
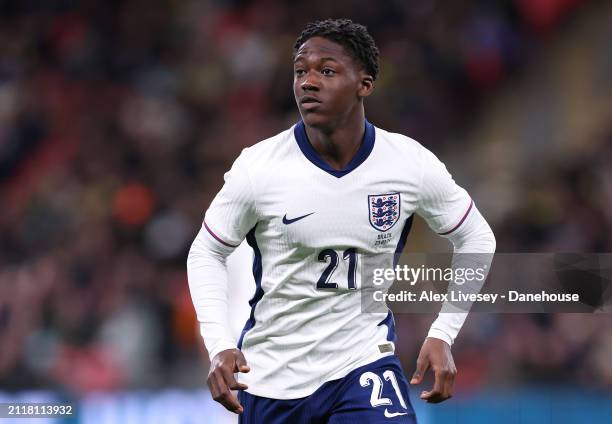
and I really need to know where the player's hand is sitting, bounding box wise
[410,337,456,403]
[207,348,251,414]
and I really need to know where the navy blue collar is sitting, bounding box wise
[293,119,376,178]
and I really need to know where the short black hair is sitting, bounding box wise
[293,19,380,80]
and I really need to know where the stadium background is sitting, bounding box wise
[1,0,612,422]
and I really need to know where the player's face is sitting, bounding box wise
[293,37,373,129]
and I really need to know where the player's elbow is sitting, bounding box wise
[470,209,496,253]
[484,227,496,253]
[186,228,231,272]
[186,235,201,269]
[474,219,496,254]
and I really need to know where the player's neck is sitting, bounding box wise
[304,112,366,171]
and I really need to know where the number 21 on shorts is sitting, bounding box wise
[360,370,408,417]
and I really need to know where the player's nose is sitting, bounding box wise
[301,74,320,91]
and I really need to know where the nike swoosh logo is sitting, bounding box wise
[282,212,315,225]
[384,409,407,418]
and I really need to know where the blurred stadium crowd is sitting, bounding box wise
[1,0,612,397]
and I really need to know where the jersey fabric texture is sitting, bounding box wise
[203,120,472,399]
[238,355,416,424]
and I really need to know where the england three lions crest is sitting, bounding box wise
[368,193,400,232]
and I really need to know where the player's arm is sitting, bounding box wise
[188,228,251,413]
[186,151,257,414]
[410,146,496,403]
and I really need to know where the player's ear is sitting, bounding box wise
[358,74,374,98]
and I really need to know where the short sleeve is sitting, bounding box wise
[203,151,258,247]
[416,147,473,236]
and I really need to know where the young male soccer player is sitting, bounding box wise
[188,19,496,423]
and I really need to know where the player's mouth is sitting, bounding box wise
[300,96,322,109]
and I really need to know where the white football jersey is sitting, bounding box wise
[204,120,472,399]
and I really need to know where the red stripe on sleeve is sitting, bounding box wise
[204,221,238,248]
[438,199,474,236]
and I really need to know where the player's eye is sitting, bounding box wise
[294,69,306,77]
[321,68,336,76]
